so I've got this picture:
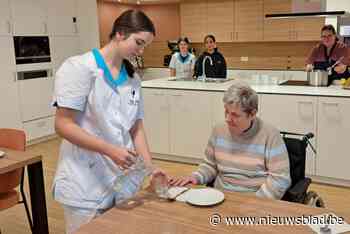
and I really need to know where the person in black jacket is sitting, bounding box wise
[194,34,227,79]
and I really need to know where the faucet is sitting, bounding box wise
[200,56,213,82]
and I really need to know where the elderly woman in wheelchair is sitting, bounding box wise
[169,81,291,200]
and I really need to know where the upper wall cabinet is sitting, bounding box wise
[0,0,12,36]
[207,0,234,42]
[47,0,77,36]
[10,0,48,35]
[235,0,263,41]
[180,0,207,43]
[263,0,293,41]
[263,0,324,41]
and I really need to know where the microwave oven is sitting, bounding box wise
[13,36,51,64]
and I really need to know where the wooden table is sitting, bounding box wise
[0,147,49,234]
[75,189,347,234]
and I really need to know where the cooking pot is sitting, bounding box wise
[307,70,329,86]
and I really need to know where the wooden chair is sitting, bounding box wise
[0,128,33,232]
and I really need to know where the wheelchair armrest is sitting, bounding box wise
[287,178,312,197]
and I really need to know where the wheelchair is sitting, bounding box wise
[281,131,325,208]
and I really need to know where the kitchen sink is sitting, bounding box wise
[168,78,233,83]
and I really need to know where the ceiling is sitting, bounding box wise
[102,0,180,5]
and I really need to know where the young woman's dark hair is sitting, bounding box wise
[177,37,190,45]
[321,24,336,35]
[204,34,216,43]
[109,10,156,78]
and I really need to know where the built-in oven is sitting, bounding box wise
[13,36,51,64]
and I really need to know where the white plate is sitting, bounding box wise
[167,186,189,200]
[0,150,5,158]
[185,188,225,206]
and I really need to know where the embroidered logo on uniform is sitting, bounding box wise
[129,89,139,106]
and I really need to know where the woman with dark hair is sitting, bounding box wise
[306,24,350,85]
[194,34,227,79]
[52,10,163,233]
[169,37,196,79]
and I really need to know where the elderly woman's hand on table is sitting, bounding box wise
[168,175,198,187]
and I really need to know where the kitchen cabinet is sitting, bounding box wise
[143,88,170,154]
[169,90,212,158]
[0,36,22,129]
[263,0,293,41]
[317,97,350,181]
[264,0,324,41]
[76,0,100,52]
[0,0,12,36]
[293,18,325,41]
[47,0,77,36]
[10,0,48,35]
[23,116,55,141]
[50,36,80,70]
[260,94,317,175]
[18,74,55,122]
[143,88,212,158]
[234,0,263,42]
[207,0,234,42]
[180,0,207,43]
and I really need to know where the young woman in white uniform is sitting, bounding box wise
[52,10,160,233]
[169,37,195,79]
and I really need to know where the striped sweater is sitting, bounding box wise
[192,117,291,200]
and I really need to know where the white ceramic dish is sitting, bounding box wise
[0,150,5,158]
[185,188,225,206]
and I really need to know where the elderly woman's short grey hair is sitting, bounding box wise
[223,80,258,115]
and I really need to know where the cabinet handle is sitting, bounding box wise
[44,22,48,34]
[153,93,164,96]
[171,94,182,97]
[74,23,78,34]
[7,20,12,34]
[236,32,238,40]
[298,101,313,105]
[323,102,339,107]
[13,72,17,82]
[230,32,233,41]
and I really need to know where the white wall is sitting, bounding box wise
[325,0,350,30]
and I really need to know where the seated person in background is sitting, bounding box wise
[194,34,227,79]
[306,24,350,85]
[169,37,196,79]
[170,81,291,200]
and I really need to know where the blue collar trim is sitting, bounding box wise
[92,48,128,89]
[177,53,190,64]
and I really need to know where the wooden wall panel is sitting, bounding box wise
[97,2,135,46]
[143,42,169,67]
[97,2,180,46]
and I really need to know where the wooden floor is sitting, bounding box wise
[1,137,350,234]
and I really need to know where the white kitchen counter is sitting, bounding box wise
[142,77,350,98]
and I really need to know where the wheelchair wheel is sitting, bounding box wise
[304,191,325,208]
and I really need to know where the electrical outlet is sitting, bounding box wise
[240,56,249,62]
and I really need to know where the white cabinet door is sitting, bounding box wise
[0,36,22,129]
[143,88,170,154]
[50,36,80,70]
[47,0,77,36]
[169,90,212,158]
[212,92,225,127]
[76,0,100,53]
[11,0,48,35]
[260,94,317,175]
[317,97,350,180]
[0,0,12,36]
[18,76,55,122]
